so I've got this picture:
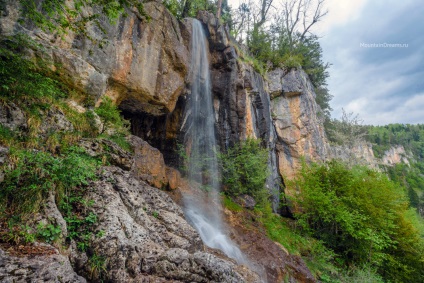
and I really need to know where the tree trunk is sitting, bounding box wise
[216,0,223,19]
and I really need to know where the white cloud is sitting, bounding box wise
[316,0,369,34]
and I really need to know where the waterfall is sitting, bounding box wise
[183,19,245,264]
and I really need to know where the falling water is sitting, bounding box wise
[183,19,245,264]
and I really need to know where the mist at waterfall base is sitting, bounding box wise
[182,19,245,264]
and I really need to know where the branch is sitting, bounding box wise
[300,0,328,40]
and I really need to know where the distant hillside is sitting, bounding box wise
[366,124,424,216]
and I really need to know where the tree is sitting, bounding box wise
[289,160,424,282]
[279,0,328,47]
[217,0,223,18]
[326,109,368,145]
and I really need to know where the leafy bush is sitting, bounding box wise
[95,96,129,135]
[37,223,62,243]
[0,35,67,102]
[0,147,99,218]
[289,160,424,282]
[219,139,269,205]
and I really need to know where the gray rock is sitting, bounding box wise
[154,248,260,283]
[0,146,9,182]
[40,108,74,134]
[268,68,304,98]
[0,102,27,131]
[79,138,133,170]
[0,247,86,283]
[236,194,256,209]
[67,166,256,282]
[197,10,230,51]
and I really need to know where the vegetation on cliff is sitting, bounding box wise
[366,124,424,217]
[2,1,424,282]
[0,34,129,258]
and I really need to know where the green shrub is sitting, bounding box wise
[222,196,243,212]
[0,35,67,102]
[36,223,62,243]
[219,138,269,205]
[289,160,424,282]
[0,147,99,218]
[95,96,129,135]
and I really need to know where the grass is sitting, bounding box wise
[254,204,340,280]
[222,196,243,212]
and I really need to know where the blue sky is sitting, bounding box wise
[318,0,424,125]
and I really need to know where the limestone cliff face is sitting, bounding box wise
[0,2,320,282]
[381,145,410,166]
[267,68,328,181]
[195,12,282,209]
[0,0,188,115]
[329,142,378,168]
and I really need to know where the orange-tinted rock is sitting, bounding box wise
[165,166,182,190]
[269,69,328,182]
[129,136,168,188]
[1,1,188,115]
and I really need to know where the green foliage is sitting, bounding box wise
[60,194,99,252]
[152,211,159,218]
[219,138,269,205]
[89,253,107,280]
[366,123,424,160]
[0,35,67,102]
[0,125,17,147]
[365,123,424,216]
[36,223,62,243]
[255,204,340,280]
[0,223,36,245]
[0,147,99,218]
[95,96,129,135]
[18,0,148,38]
[315,86,333,119]
[289,160,424,282]
[325,110,367,145]
[222,195,243,212]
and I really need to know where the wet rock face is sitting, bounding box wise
[0,1,189,115]
[269,68,328,182]
[193,14,282,209]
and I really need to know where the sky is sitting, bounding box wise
[227,0,424,125]
[317,0,424,125]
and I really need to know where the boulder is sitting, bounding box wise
[0,246,86,283]
[39,108,74,134]
[79,138,133,170]
[235,194,256,210]
[69,166,258,282]
[0,102,27,131]
[0,146,9,182]
[129,135,169,188]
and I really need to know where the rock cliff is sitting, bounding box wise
[267,68,328,182]
[1,0,188,116]
[5,0,408,281]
